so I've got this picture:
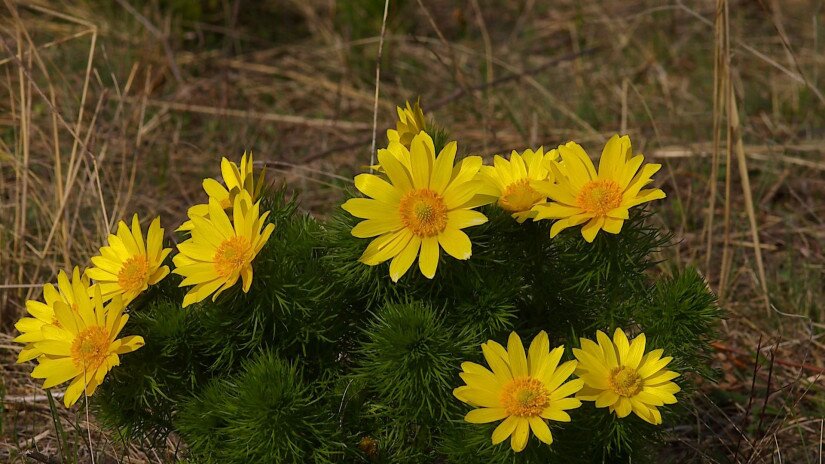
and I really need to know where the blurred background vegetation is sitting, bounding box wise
[0,0,823,462]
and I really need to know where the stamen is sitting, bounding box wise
[576,179,623,215]
[609,366,643,397]
[71,326,110,371]
[214,236,253,278]
[399,189,448,237]
[118,255,150,294]
[500,377,550,417]
[499,179,544,212]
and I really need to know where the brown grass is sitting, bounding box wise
[1,0,823,462]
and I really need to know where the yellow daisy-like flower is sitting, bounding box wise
[479,147,558,223]
[86,215,171,304]
[341,132,488,282]
[173,191,275,308]
[29,286,144,407]
[387,100,426,147]
[14,268,89,363]
[573,328,680,425]
[453,331,583,452]
[179,151,263,231]
[531,135,665,242]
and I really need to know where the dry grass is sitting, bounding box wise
[1,0,823,462]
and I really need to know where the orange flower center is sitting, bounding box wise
[71,326,110,371]
[500,377,550,417]
[609,366,642,397]
[118,255,150,294]
[576,179,623,215]
[499,179,545,213]
[399,188,448,237]
[213,236,253,278]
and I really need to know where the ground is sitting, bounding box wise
[0,0,823,463]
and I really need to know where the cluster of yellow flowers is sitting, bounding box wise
[345,102,678,452]
[343,102,666,282]
[14,153,274,406]
[454,329,680,452]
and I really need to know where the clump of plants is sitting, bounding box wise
[15,100,721,462]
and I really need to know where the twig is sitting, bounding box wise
[369,0,390,171]
[25,451,60,464]
[113,96,372,130]
[302,48,599,164]
[112,0,183,83]
[711,341,825,375]
[733,335,762,462]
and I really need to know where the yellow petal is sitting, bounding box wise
[430,141,457,193]
[63,375,86,407]
[457,388,500,408]
[436,228,471,260]
[377,147,413,193]
[409,135,432,189]
[527,331,549,377]
[581,216,604,242]
[624,333,646,369]
[510,418,530,452]
[389,236,420,282]
[597,134,627,181]
[549,378,583,400]
[507,332,528,378]
[446,209,487,230]
[528,416,553,444]
[351,218,402,238]
[465,408,508,424]
[354,174,402,204]
[418,237,439,279]
[614,397,632,418]
[602,217,624,234]
[481,342,513,384]
[491,416,518,445]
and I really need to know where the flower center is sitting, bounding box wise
[500,377,550,417]
[609,366,642,397]
[213,236,253,278]
[398,189,448,237]
[219,198,232,209]
[118,255,150,294]
[70,326,110,371]
[576,179,623,215]
[499,179,545,213]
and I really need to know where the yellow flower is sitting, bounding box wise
[173,191,275,308]
[86,215,171,304]
[387,100,426,147]
[453,331,583,452]
[179,151,263,231]
[531,135,665,242]
[341,132,488,282]
[29,286,144,407]
[573,328,680,425]
[479,148,557,222]
[14,268,89,363]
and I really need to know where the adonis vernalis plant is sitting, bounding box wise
[15,101,721,463]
